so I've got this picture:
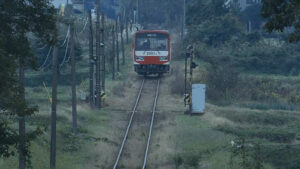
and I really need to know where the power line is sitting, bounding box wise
[39,46,53,70]
[59,35,71,69]
[38,44,47,50]
[60,25,70,47]
[79,18,88,34]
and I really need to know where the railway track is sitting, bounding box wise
[113,78,160,169]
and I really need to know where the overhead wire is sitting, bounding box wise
[60,25,70,47]
[37,44,47,50]
[79,18,88,34]
[38,46,53,70]
[59,35,71,69]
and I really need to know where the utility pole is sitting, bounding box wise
[101,12,105,94]
[189,45,194,113]
[120,14,125,65]
[136,0,139,25]
[116,16,120,72]
[50,46,58,169]
[182,0,186,40]
[18,58,25,169]
[95,0,102,109]
[184,45,197,113]
[112,25,115,80]
[70,21,77,134]
[126,17,129,44]
[89,10,94,108]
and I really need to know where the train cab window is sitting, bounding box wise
[136,33,168,51]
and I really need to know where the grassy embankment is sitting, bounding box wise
[172,39,300,169]
[0,34,135,168]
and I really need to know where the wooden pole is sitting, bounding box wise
[71,22,77,134]
[95,0,102,108]
[189,45,194,113]
[120,15,125,65]
[50,46,58,169]
[116,16,120,72]
[101,12,105,93]
[126,17,129,44]
[88,10,94,108]
[112,25,115,80]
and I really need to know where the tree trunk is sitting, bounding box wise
[18,59,25,169]
[50,46,58,169]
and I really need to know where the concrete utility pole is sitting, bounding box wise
[116,16,120,72]
[101,12,105,93]
[50,46,58,169]
[18,58,25,169]
[89,10,94,108]
[95,0,102,109]
[112,25,115,80]
[70,22,77,134]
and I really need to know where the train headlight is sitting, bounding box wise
[160,56,168,61]
[136,56,144,61]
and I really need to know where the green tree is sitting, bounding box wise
[261,0,300,42]
[186,0,243,46]
[0,0,57,167]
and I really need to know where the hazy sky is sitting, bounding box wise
[52,0,71,8]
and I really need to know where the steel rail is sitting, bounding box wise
[113,79,145,169]
[142,80,160,169]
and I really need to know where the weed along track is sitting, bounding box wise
[113,78,161,169]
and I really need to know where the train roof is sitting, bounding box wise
[135,30,170,35]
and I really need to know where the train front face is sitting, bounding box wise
[133,30,170,75]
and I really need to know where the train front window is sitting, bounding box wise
[136,33,168,51]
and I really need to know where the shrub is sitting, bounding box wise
[170,68,185,95]
[205,62,240,104]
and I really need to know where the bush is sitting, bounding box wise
[215,125,296,143]
[170,68,185,95]
[205,62,240,104]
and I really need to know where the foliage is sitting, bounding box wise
[261,0,300,42]
[205,61,240,104]
[0,0,57,165]
[186,0,243,46]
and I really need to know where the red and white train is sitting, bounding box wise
[133,30,171,75]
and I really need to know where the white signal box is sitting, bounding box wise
[192,84,206,114]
